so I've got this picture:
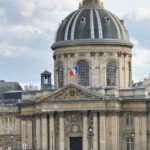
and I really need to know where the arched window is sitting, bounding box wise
[106,61,116,86]
[58,64,64,88]
[78,60,89,86]
[126,138,134,150]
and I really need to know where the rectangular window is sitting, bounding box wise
[126,138,134,150]
[3,117,13,134]
[5,118,8,123]
[126,114,133,126]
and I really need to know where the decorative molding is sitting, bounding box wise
[64,53,68,58]
[99,52,104,56]
[69,53,75,57]
[90,52,96,56]
[65,112,83,135]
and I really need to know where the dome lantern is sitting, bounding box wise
[81,0,104,8]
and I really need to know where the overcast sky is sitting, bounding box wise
[0,0,150,87]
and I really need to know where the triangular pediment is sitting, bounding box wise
[37,83,110,103]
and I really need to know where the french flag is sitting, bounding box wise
[69,66,78,76]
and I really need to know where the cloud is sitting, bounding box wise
[124,8,150,48]
[0,0,150,85]
[131,38,150,81]
[126,8,150,21]
[123,8,150,81]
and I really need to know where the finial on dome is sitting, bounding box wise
[81,0,104,8]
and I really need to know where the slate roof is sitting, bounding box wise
[55,8,130,43]
[41,70,51,75]
[0,80,22,100]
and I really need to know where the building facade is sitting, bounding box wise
[0,0,150,150]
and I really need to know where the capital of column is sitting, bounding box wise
[91,111,98,115]
[41,113,47,119]
[48,111,55,117]
[82,111,88,116]
[58,111,64,117]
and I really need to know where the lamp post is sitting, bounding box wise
[88,126,94,150]
[131,131,135,137]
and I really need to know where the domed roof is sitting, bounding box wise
[54,1,130,44]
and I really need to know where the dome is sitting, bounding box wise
[54,6,130,43]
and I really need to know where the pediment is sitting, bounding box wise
[37,83,109,103]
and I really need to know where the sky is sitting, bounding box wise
[0,0,150,88]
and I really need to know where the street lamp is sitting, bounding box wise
[88,126,94,150]
[131,131,135,137]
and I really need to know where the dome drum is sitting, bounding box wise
[52,0,133,89]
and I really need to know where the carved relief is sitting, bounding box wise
[43,86,101,102]
[65,112,83,135]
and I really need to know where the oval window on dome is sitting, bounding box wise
[106,61,116,86]
[78,60,89,86]
[80,17,86,24]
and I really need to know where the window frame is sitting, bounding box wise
[126,138,134,150]
[106,61,117,86]
[77,60,90,86]
[126,113,133,126]
[58,64,64,88]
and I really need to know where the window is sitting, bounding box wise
[126,113,133,126]
[106,61,116,86]
[3,117,13,134]
[58,64,64,88]
[128,62,131,87]
[78,60,89,86]
[126,138,134,150]
[80,17,86,24]
[5,118,8,123]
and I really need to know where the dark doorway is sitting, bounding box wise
[70,137,82,150]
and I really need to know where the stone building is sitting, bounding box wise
[0,0,150,150]
[0,80,22,149]
[134,79,150,96]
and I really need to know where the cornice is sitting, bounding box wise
[51,39,133,50]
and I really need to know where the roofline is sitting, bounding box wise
[51,39,133,49]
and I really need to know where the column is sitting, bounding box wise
[83,111,88,150]
[49,112,55,150]
[26,119,33,149]
[93,112,98,150]
[42,114,48,150]
[59,112,65,150]
[36,115,41,149]
[111,115,119,150]
[99,113,106,150]
[135,116,140,150]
